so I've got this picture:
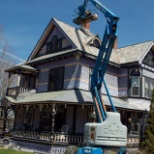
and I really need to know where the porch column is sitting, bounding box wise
[35,72,39,89]
[12,106,17,131]
[24,105,29,132]
[51,104,56,133]
[0,107,2,117]
[3,106,8,131]
[6,72,12,96]
[39,104,43,132]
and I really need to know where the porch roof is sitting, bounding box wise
[5,90,145,112]
[5,64,38,74]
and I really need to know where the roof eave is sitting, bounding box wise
[5,66,38,74]
[120,61,140,68]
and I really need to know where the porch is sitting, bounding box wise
[3,89,146,153]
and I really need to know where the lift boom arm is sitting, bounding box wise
[73,1,127,151]
[74,0,119,122]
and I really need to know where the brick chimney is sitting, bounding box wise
[81,22,90,30]
[113,38,118,50]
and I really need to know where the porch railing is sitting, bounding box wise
[7,86,35,97]
[13,130,140,147]
[13,130,83,145]
[127,134,140,148]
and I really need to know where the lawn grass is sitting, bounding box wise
[0,148,32,154]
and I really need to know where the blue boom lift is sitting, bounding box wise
[73,0,127,154]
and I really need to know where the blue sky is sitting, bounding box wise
[0,0,154,61]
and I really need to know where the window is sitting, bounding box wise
[47,35,63,53]
[28,74,35,89]
[145,78,150,98]
[131,76,140,96]
[48,67,64,91]
[151,80,154,97]
[145,78,154,98]
[90,38,101,49]
[89,67,93,90]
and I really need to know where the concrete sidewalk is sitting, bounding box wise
[0,138,4,147]
[0,138,14,149]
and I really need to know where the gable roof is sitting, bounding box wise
[28,18,96,61]
[116,40,154,65]
[27,18,120,66]
[53,18,96,49]
[27,18,153,67]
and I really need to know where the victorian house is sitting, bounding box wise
[2,18,154,153]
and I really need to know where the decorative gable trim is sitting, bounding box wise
[27,18,78,61]
[139,41,154,65]
[28,19,55,61]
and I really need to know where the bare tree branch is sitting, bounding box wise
[0,25,17,102]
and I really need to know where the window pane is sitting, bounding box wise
[49,69,56,77]
[47,42,52,53]
[49,80,55,91]
[150,80,154,98]
[145,78,149,88]
[51,36,58,52]
[132,87,139,96]
[48,67,64,91]
[145,78,150,98]
[58,38,62,50]
[56,67,64,77]
[131,76,140,96]
[55,79,63,90]
[132,76,139,87]
[145,89,149,98]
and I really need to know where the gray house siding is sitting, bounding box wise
[64,64,89,90]
[62,38,71,49]
[36,57,90,92]
[37,45,46,57]
[101,73,118,97]
[36,56,119,96]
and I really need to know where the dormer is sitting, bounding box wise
[90,37,101,49]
